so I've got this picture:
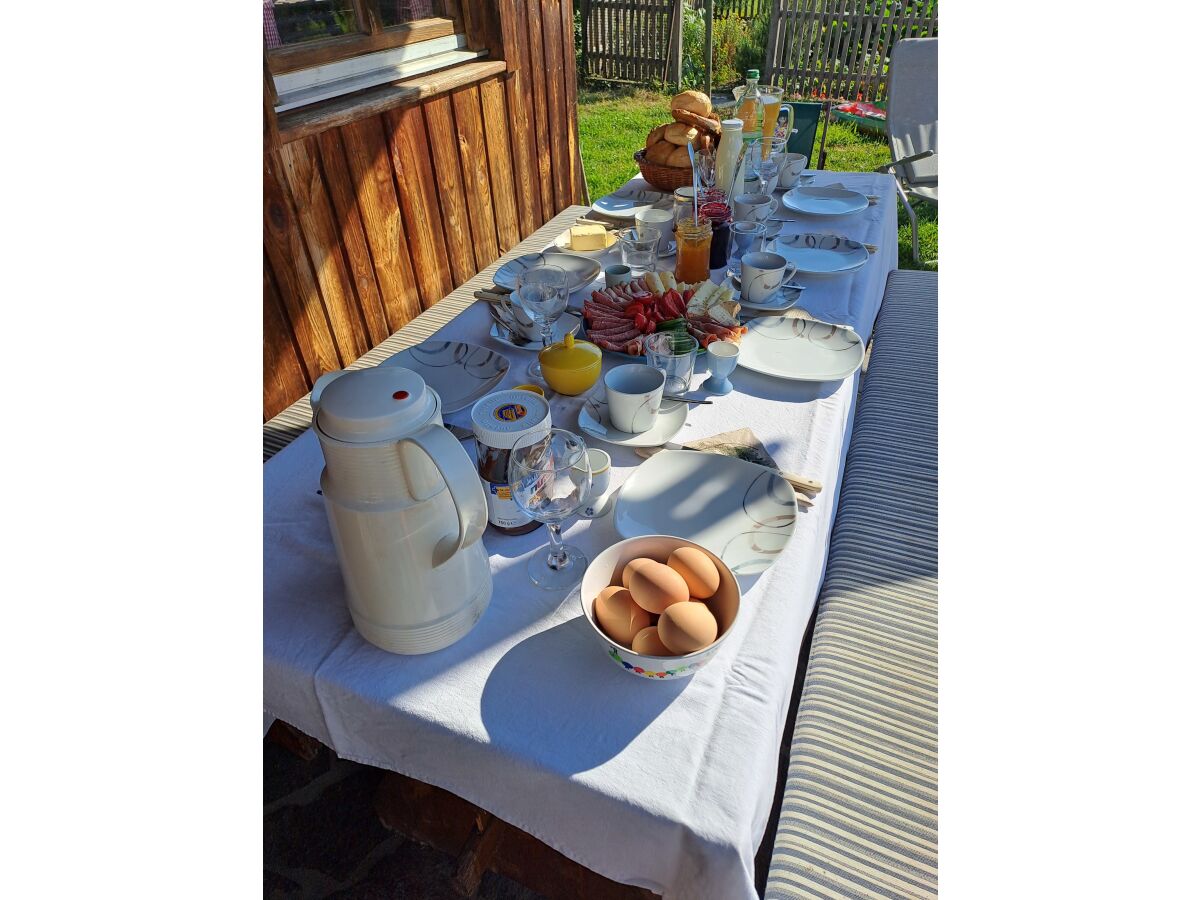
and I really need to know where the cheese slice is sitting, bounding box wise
[569,223,609,251]
[644,271,664,294]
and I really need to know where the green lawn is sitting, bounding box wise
[576,86,936,270]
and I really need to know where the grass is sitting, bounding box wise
[576,85,937,270]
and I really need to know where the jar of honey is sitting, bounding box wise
[674,218,713,284]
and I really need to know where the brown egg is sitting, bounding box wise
[632,626,674,657]
[657,601,718,654]
[666,547,721,600]
[594,586,650,647]
[625,560,690,614]
[622,557,657,588]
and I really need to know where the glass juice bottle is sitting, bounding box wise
[736,70,764,145]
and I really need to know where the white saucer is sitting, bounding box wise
[730,273,806,312]
[577,391,688,447]
[489,312,581,351]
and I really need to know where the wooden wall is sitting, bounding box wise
[264,0,583,421]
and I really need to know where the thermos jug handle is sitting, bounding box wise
[399,425,489,568]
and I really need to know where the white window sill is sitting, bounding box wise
[273,33,483,114]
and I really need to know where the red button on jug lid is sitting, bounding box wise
[315,366,437,443]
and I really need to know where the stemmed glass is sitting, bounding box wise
[694,146,717,195]
[513,265,568,379]
[508,429,592,590]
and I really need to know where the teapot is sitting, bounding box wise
[311,366,491,654]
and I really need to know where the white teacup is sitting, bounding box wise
[604,364,665,434]
[733,192,778,223]
[635,207,674,257]
[739,251,796,304]
[778,153,810,189]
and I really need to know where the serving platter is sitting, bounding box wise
[493,252,601,293]
[379,341,509,413]
[736,316,864,382]
[780,186,869,217]
[773,233,870,275]
[614,450,797,575]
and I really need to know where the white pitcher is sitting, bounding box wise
[311,366,491,654]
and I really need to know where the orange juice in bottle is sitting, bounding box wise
[736,70,764,144]
[675,219,713,285]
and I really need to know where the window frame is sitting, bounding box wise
[265,0,463,75]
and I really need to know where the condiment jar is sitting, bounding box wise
[538,332,602,396]
[700,201,733,269]
[470,390,552,535]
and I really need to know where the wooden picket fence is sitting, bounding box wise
[709,0,767,20]
[764,0,937,103]
[579,0,679,85]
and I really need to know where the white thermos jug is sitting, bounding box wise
[311,365,492,654]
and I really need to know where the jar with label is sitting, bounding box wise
[470,389,552,535]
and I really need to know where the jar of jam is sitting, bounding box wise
[700,201,732,270]
[470,389,552,534]
[674,218,713,284]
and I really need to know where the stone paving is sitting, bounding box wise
[264,739,544,900]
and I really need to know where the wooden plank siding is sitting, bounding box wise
[263,0,585,421]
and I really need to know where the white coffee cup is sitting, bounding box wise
[733,192,779,223]
[739,251,796,304]
[635,207,674,257]
[778,153,810,189]
[604,364,665,434]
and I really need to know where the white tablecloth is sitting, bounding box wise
[264,171,897,899]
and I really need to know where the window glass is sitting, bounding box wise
[264,0,359,48]
[379,0,442,28]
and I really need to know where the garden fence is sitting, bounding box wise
[764,0,937,103]
[580,0,681,85]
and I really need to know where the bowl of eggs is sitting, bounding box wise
[580,535,741,680]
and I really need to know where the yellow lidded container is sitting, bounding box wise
[538,332,602,396]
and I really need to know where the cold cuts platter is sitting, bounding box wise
[581,272,747,357]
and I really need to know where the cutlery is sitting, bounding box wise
[476,289,515,304]
[664,395,713,405]
[447,424,474,442]
[634,443,820,502]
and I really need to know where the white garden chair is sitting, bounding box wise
[878,37,937,263]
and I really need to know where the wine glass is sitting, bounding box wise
[694,146,717,194]
[508,429,592,590]
[513,265,568,379]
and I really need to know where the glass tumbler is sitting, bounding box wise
[617,227,657,276]
[644,331,699,396]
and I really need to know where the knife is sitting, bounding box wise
[447,424,474,442]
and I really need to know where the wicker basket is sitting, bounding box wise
[634,149,695,193]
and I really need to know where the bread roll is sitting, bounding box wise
[671,90,713,117]
[671,107,722,135]
[645,123,667,149]
[666,144,692,167]
[646,140,676,165]
[663,122,698,146]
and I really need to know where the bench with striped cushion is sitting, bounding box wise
[766,270,938,898]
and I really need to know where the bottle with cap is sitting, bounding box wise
[470,389,552,535]
[735,69,764,145]
[715,117,744,199]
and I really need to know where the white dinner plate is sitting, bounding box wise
[379,341,509,413]
[737,316,865,382]
[494,252,601,293]
[551,228,618,256]
[781,186,869,217]
[577,390,687,447]
[591,188,666,221]
[773,233,871,275]
[615,450,797,575]
[489,312,581,351]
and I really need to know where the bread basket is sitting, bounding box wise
[634,149,695,193]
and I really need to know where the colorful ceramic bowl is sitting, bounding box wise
[579,535,741,681]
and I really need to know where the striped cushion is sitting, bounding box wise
[766,270,938,899]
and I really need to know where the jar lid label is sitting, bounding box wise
[493,403,528,423]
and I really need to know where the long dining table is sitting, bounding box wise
[264,171,898,899]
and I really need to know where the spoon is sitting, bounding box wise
[686,143,699,222]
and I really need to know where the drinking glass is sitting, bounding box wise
[617,227,657,276]
[514,265,568,380]
[694,146,717,194]
[728,220,766,278]
[644,332,699,395]
[508,429,592,590]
